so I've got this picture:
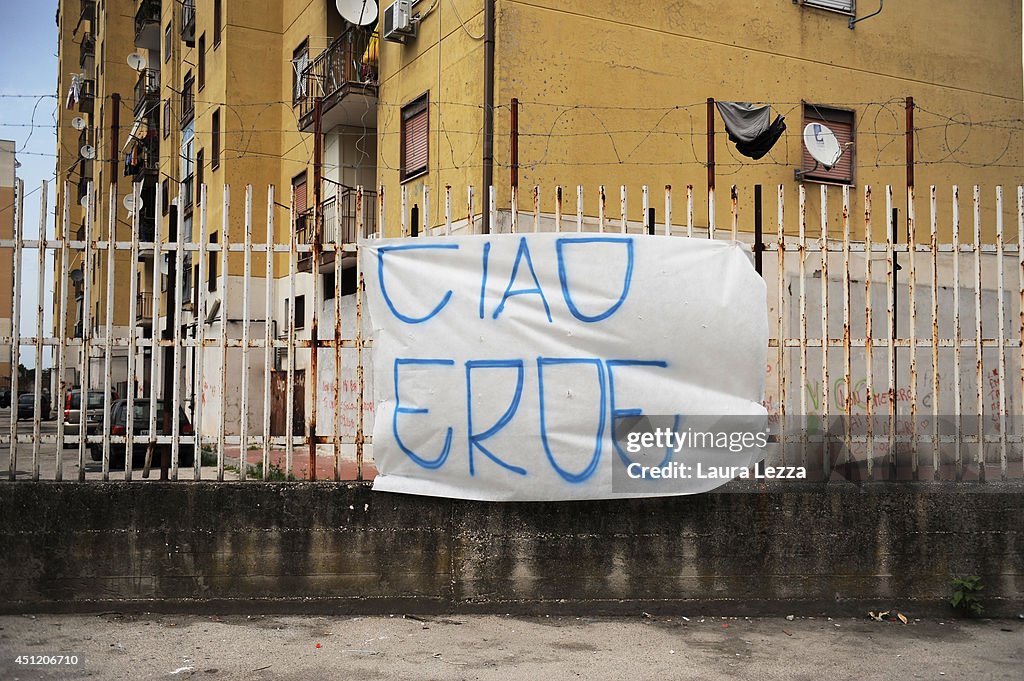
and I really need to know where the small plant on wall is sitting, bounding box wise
[949,576,985,618]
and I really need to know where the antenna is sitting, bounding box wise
[71,116,87,131]
[336,0,378,26]
[80,145,96,160]
[123,194,137,212]
[802,122,843,171]
[126,53,146,71]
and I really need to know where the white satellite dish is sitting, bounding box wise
[803,122,843,171]
[126,53,146,71]
[71,116,87,131]
[80,145,96,160]
[336,0,378,26]
[79,194,89,208]
[123,194,137,212]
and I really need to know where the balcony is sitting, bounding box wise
[136,292,153,324]
[134,0,161,50]
[133,67,160,117]
[296,188,377,272]
[78,79,95,115]
[76,176,90,204]
[297,27,378,133]
[80,0,96,26]
[181,0,195,46]
[79,32,95,70]
[77,126,91,154]
[126,131,159,179]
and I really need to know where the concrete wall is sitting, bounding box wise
[0,482,1020,615]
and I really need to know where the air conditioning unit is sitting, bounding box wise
[383,0,416,43]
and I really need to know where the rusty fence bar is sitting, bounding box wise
[0,181,1022,482]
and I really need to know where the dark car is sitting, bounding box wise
[17,393,51,421]
[0,388,10,408]
[63,388,119,445]
[89,399,195,467]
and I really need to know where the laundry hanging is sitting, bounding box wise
[715,101,787,160]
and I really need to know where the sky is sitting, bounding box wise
[0,0,59,370]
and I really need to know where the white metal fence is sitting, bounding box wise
[1,180,1021,482]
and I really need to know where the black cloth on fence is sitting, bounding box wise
[715,101,787,160]
[735,115,787,160]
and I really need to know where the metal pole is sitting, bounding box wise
[905,96,915,192]
[109,93,120,182]
[754,185,763,275]
[706,97,716,196]
[309,97,323,480]
[510,97,519,191]
[481,0,495,234]
[160,203,178,481]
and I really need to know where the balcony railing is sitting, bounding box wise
[133,68,160,116]
[134,0,161,49]
[136,292,153,322]
[79,33,95,69]
[297,27,378,131]
[77,126,91,154]
[127,132,159,179]
[296,188,377,271]
[181,0,196,45]
[78,79,95,115]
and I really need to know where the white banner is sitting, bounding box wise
[362,233,768,501]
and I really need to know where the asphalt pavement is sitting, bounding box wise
[0,613,1020,680]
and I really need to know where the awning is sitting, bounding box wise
[121,118,149,152]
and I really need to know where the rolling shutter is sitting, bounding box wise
[802,106,854,185]
[401,95,429,180]
[802,0,854,13]
[293,173,307,213]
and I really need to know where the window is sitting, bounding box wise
[292,40,308,104]
[211,108,220,169]
[196,148,204,200]
[801,103,854,185]
[292,171,307,214]
[161,178,169,215]
[163,99,170,138]
[400,93,429,181]
[164,22,171,62]
[800,0,855,14]
[323,272,335,300]
[208,232,218,291]
[197,33,205,90]
[181,71,195,126]
[293,295,305,330]
[213,0,222,46]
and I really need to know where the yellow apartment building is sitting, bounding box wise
[0,140,16,390]
[51,0,1023,438]
[54,0,144,398]
[377,0,1023,238]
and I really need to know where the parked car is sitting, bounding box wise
[89,399,195,468]
[62,389,118,446]
[17,393,51,421]
[0,388,10,408]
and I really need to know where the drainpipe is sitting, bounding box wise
[481,0,495,234]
